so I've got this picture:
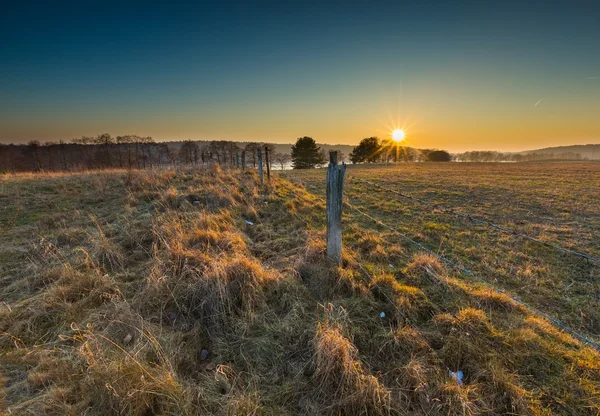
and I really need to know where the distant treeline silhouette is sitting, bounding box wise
[0,135,286,173]
[454,151,585,162]
[0,135,590,173]
[349,137,451,163]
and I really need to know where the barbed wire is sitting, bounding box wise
[350,252,573,413]
[300,179,600,351]
[349,176,600,266]
[342,196,600,352]
[292,183,582,409]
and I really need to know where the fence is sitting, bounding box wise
[318,152,600,352]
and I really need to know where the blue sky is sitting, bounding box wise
[1,1,599,151]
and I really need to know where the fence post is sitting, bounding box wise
[326,151,346,265]
[236,153,240,169]
[257,148,264,185]
[241,151,246,171]
[264,146,271,181]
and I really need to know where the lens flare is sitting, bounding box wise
[392,129,405,142]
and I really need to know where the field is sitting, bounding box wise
[281,162,600,343]
[1,162,599,415]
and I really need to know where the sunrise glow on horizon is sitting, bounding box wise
[1,2,599,152]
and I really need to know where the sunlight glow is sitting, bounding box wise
[392,129,405,142]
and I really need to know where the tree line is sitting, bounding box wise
[346,138,586,164]
[1,134,587,173]
[454,151,585,162]
[348,137,451,163]
[0,135,294,173]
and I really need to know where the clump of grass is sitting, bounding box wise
[223,390,262,415]
[88,216,125,272]
[189,256,274,332]
[406,253,445,280]
[370,272,428,324]
[186,228,246,253]
[73,327,193,415]
[356,231,388,261]
[296,235,358,300]
[311,320,392,414]
[43,265,121,310]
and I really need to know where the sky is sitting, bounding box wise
[1,1,599,152]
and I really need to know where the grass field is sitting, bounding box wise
[281,162,600,344]
[1,163,599,415]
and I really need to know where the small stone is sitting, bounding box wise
[123,334,133,344]
[167,312,177,322]
[379,311,386,318]
[298,396,308,409]
[193,200,200,205]
[200,349,209,361]
[206,362,216,371]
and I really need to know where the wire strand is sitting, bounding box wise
[350,176,600,266]
[342,196,600,352]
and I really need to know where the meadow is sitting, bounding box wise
[281,162,600,344]
[1,162,599,415]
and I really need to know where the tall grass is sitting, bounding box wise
[1,165,599,414]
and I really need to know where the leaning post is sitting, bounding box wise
[264,146,271,181]
[326,151,346,265]
[241,151,246,171]
[257,148,264,185]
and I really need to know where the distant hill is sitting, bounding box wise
[519,144,600,160]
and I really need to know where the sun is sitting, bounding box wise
[392,129,405,142]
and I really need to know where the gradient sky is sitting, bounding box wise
[1,1,599,151]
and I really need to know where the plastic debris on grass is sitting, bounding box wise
[449,370,464,386]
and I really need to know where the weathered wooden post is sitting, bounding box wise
[257,148,264,185]
[241,151,246,171]
[326,151,346,265]
[264,146,271,181]
[236,153,240,169]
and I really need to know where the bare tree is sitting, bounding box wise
[273,152,291,170]
[27,140,42,171]
[244,143,260,167]
[179,140,199,165]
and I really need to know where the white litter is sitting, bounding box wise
[379,312,386,318]
[389,264,394,268]
[244,220,254,225]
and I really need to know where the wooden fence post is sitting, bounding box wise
[326,151,346,265]
[264,146,271,181]
[241,151,246,171]
[257,148,264,185]
[236,153,240,169]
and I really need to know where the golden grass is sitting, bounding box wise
[1,164,600,414]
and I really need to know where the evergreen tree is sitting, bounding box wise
[291,137,325,169]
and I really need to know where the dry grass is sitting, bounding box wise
[310,318,392,414]
[1,164,600,415]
